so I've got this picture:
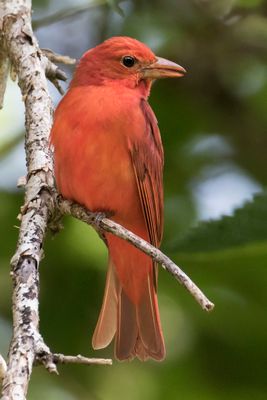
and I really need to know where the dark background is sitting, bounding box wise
[1,0,267,399]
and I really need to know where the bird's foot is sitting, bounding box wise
[93,211,106,226]
[92,210,113,244]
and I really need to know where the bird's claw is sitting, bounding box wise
[93,212,106,228]
[92,211,113,245]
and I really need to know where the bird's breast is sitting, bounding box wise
[51,85,145,225]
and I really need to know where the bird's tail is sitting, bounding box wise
[92,247,165,361]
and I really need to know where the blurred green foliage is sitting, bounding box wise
[176,191,267,252]
[1,0,267,399]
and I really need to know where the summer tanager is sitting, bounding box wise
[50,36,185,361]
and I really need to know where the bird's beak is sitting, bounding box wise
[141,57,186,80]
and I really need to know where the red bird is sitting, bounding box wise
[50,37,185,361]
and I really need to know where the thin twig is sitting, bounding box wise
[58,198,215,312]
[51,354,112,366]
[41,48,76,65]
[35,341,112,371]
[32,0,109,30]
[41,50,76,95]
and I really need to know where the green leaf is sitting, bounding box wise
[174,191,267,253]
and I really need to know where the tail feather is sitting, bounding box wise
[92,259,118,350]
[136,267,165,360]
[92,260,165,361]
[115,289,138,360]
[115,277,165,361]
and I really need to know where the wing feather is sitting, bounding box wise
[130,99,164,287]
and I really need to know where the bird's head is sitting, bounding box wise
[71,36,186,94]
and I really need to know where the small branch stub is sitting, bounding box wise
[52,354,112,366]
[41,49,76,94]
[36,352,112,373]
[35,339,112,372]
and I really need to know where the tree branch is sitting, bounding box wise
[1,2,55,397]
[58,198,214,312]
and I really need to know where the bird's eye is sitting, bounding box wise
[122,55,136,68]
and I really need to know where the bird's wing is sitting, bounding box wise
[130,99,164,249]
